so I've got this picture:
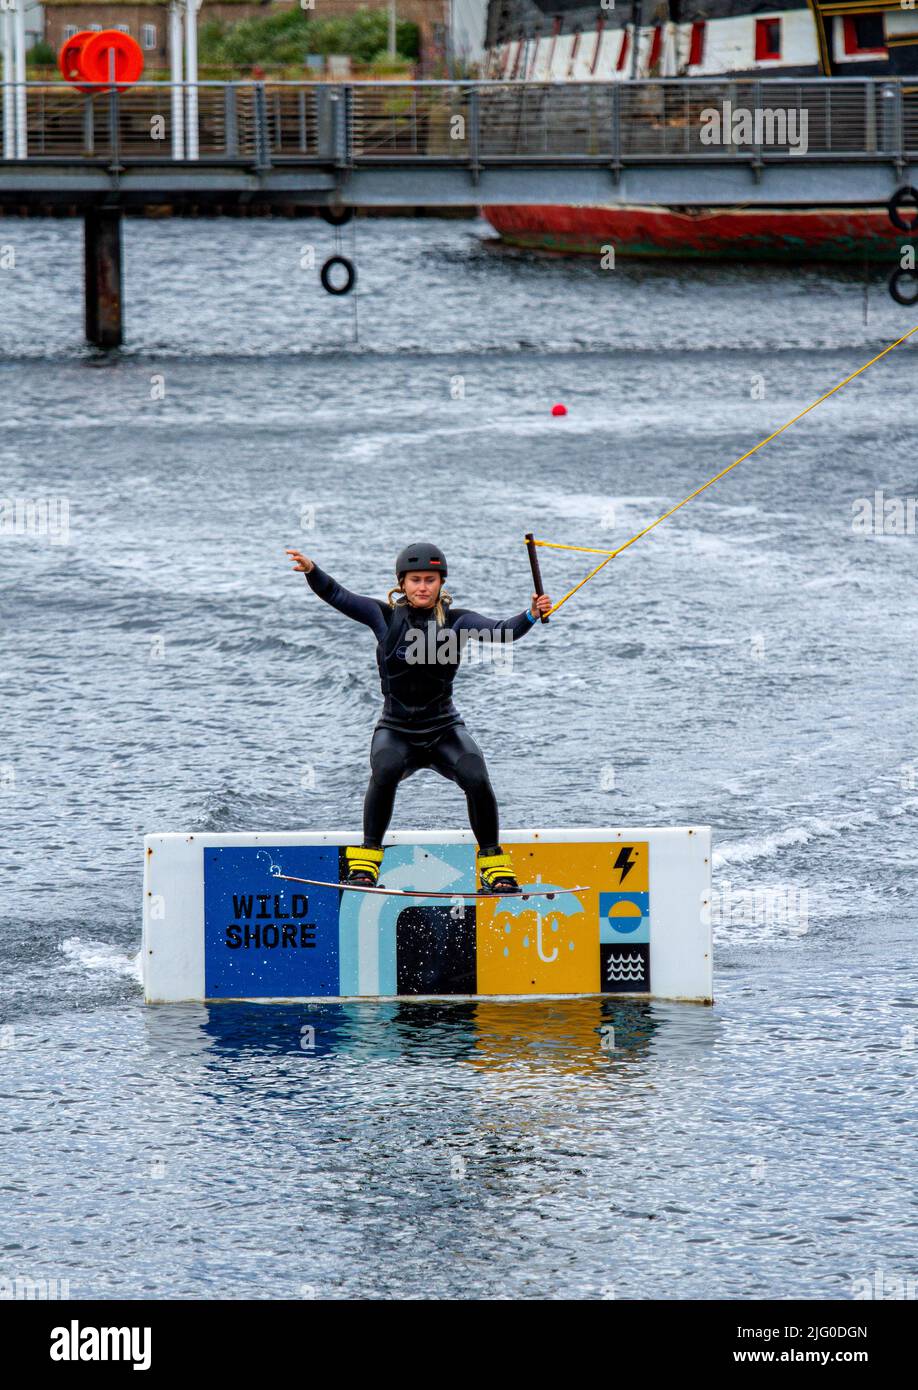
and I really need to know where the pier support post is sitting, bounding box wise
[83,208,123,348]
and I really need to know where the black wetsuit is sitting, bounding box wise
[305,564,538,850]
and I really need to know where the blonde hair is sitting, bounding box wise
[388,581,452,626]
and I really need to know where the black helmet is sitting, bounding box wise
[395,542,447,581]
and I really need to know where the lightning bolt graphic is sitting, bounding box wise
[614,846,638,882]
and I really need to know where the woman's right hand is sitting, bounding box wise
[286,548,314,574]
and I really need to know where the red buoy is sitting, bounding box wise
[58,29,144,93]
[551,403,568,416]
[57,30,96,87]
[79,30,145,90]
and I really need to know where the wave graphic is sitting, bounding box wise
[606,951,645,982]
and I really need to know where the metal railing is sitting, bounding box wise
[1,79,916,165]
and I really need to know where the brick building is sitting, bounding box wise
[42,0,450,72]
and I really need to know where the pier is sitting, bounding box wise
[1,77,915,345]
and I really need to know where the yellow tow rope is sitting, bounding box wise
[531,325,918,619]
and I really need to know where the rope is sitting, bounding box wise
[533,325,918,617]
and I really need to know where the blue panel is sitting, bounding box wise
[599,890,650,944]
[204,846,340,998]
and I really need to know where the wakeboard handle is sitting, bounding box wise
[525,531,550,624]
[272,871,588,901]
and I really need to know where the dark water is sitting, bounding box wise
[0,216,915,1299]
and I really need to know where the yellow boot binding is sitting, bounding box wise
[345,845,384,888]
[477,849,519,895]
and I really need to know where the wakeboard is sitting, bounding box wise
[272,871,588,901]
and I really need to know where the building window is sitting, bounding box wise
[755,17,782,61]
[63,24,78,41]
[142,25,157,51]
[89,24,102,33]
[842,16,886,56]
[689,20,706,68]
[116,24,130,35]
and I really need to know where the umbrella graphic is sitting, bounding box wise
[491,875,586,962]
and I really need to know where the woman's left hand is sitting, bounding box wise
[530,593,552,619]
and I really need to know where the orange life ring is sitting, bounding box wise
[58,30,96,87]
[65,30,145,92]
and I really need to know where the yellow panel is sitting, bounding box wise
[475,840,648,995]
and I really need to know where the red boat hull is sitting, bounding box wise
[482,204,907,262]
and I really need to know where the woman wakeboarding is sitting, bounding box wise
[286,542,552,894]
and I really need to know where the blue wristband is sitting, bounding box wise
[526,608,537,623]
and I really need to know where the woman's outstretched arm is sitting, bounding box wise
[450,592,553,640]
[287,550,388,638]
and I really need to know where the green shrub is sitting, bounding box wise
[368,50,415,76]
[27,39,57,67]
[197,7,419,70]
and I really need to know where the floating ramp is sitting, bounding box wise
[142,827,712,1004]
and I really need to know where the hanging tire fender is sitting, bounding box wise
[320,206,353,227]
[888,267,918,306]
[887,186,918,233]
[320,255,356,295]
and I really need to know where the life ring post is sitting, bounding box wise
[525,532,549,623]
